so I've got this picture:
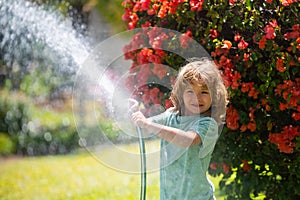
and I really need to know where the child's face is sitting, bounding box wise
[182,82,212,116]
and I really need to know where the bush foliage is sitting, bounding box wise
[121,0,299,199]
[0,90,79,156]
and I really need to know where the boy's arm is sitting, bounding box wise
[145,121,201,148]
[131,111,201,148]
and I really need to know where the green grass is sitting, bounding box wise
[0,141,225,200]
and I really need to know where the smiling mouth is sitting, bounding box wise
[192,104,203,108]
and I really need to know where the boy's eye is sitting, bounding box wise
[201,91,209,94]
[185,88,194,93]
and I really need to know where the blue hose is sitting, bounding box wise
[137,127,146,200]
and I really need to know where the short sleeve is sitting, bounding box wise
[148,109,171,125]
[189,117,219,158]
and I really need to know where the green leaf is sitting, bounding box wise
[246,0,252,11]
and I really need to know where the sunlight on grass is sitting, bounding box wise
[0,141,225,200]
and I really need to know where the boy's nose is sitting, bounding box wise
[196,94,203,100]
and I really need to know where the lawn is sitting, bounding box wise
[0,141,225,200]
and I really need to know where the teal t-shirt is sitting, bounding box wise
[151,110,219,200]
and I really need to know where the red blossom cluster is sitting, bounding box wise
[209,162,231,174]
[180,30,193,49]
[241,82,259,99]
[226,105,257,132]
[121,27,176,115]
[226,105,239,130]
[210,18,299,143]
[258,20,278,49]
[275,78,300,120]
[210,29,218,39]
[269,125,300,153]
[281,0,298,6]
[265,0,297,6]
[122,0,300,156]
[122,0,189,29]
[240,107,257,132]
[189,0,205,11]
[242,160,251,172]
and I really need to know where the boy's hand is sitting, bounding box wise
[131,111,149,129]
[128,98,150,129]
[128,98,139,113]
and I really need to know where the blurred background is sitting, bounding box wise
[0,0,126,158]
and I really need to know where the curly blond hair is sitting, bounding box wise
[170,57,228,126]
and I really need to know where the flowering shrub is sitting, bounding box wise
[122,0,299,199]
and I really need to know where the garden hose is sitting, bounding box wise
[136,126,146,200]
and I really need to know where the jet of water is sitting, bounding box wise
[0,0,89,67]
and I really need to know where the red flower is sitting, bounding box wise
[259,36,267,49]
[152,64,167,79]
[140,86,151,105]
[279,102,287,111]
[248,87,259,99]
[210,29,218,39]
[149,87,162,104]
[122,8,131,21]
[275,79,300,111]
[125,75,136,91]
[269,19,278,28]
[269,125,300,153]
[222,163,230,174]
[226,106,240,130]
[238,39,249,50]
[190,0,204,11]
[155,49,166,58]
[140,0,151,11]
[276,58,286,72]
[242,160,251,172]
[209,163,217,170]
[231,71,241,89]
[243,53,250,61]
[222,40,232,50]
[234,33,241,41]
[262,98,272,112]
[147,9,156,15]
[142,21,152,27]
[158,1,169,18]
[180,30,193,49]
[240,124,247,132]
[284,24,300,40]
[264,25,276,39]
[137,48,153,64]
[137,64,152,83]
[165,98,173,109]
[229,0,237,5]
[292,112,300,121]
[169,0,184,14]
[147,28,169,49]
[281,0,297,6]
[219,56,233,68]
[130,33,145,49]
[241,82,251,93]
[247,121,257,132]
[148,54,162,64]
